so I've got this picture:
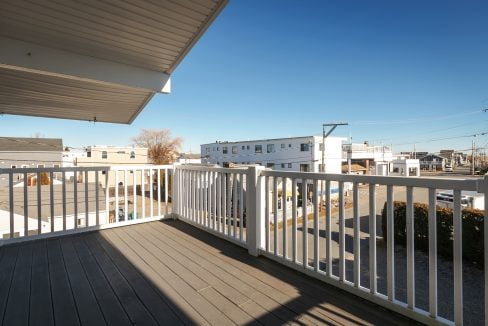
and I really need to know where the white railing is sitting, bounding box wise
[173,165,249,247]
[175,165,487,326]
[0,165,174,244]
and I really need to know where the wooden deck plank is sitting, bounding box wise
[59,237,106,326]
[95,230,209,326]
[46,239,80,326]
[129,224,258,325]
[153,222,329,325]
[110,226,235,326]
[70,235,132,326]
[137,222,290,325]
[3,244,33,326]
[82,233,158,326]
[88,232,184,325]
[0,246,19,324]
[29,241,54,326]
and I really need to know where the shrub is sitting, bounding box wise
[381,201,484,268]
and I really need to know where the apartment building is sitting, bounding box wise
[201,135,345,174]
[342,142,393,174]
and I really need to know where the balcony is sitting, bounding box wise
[0,164,486,325]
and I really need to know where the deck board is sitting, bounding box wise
[0,220,417,326]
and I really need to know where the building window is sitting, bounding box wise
[300,143,310,152]
[217,147,220,151]
[102,151,108,159]
[38,164,45,168]
[247,145,250,150]
[266,163,275,168]
[87,151,91,158]
[223,147,228,154]
[300,164,309,172]
[206,147,210,154]
[241,145,245,150]
[281,163,285,168]
[393,167,399,173]
[288,163,292,168]
[130,151,135,159]
[255,145,262,153]
[289,144,292,148]
[232,146,238,154]
[53,164,60,168]
[267,144,275,153]
[11,165,16,169]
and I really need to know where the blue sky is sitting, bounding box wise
[3,0,488,154]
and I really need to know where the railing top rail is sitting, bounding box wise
[261,170,485,192]
[0,166,109,174]
[109,164,174,170]
[175,165,249,174]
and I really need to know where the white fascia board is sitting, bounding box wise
[0,36,170,93]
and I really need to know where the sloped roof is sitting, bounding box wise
[0,137,63,152]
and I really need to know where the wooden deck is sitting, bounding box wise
[0,220,416,325]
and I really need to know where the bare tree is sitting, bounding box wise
[132,129,183,164]
[31,132,45,138]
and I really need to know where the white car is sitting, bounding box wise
[445,165,453,172]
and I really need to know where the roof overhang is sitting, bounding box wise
[0,0,227,124]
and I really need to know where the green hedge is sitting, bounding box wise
[381,201,484,268]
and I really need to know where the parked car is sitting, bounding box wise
[445,164,453,172]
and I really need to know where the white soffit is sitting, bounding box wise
[0,0,228,123]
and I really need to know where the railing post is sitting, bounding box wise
[172,165,179,219]
[484,174,488,325]
[247,165,265,256]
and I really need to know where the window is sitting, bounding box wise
[393,167,399,173]
[319,143,324,151]
[281,163,285,168]
[241,145,245,150]
[53,164,60,168]
[267,144,275,153]
[300,143,310,151]
[206,147,210,154]
[37,164,45,168]
[117,151,125,154]
[319,164,325,172]
[266,163,275,168]
[87,151,91,158]
[130,151,135,159]
[247,145,250,150]
[223,147,228,154]
[288,163,292,168]
[232,146,238,154]
[217,147,220,151]
[255,145,262,153]
[22,165,28,168]
[102,151,108,159]
[300,164,309,172]
[288,144,292,148]
[281,143,285,149]
[11,165,16,169]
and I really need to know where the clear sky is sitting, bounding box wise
[2,0,488,154]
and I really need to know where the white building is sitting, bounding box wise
[342,142,393,174]
[201,135,345,174]
[388,159,420,177]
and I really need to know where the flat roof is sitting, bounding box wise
[201,135,346,146]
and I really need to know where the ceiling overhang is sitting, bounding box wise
[0,0,227,124]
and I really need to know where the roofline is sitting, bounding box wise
[201,135,347,146]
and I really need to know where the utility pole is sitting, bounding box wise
[321,122,348,206]
[471,140,475,175]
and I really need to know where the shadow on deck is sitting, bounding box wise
[0,220,418,325]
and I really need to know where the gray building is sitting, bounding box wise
[0,137,63,169]
[419,154,446,171]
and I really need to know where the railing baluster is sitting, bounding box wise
[302,179,308,268]
[265,176,270,252]
[213,171,218,230]
[386,184,395,301]
[133,169,137,220]
[141,169,145,219]
[239,173,244,241]
[62,171,66,231]
[74,171,78,229]
[273,176,278,256]
[24,172,28,236]
[227,173,231,236]
[37,172,41,234]
[453,189,463,325]
[157,169,161,218]
[202,172,206,225]
[115,170,119,222]
[406,186,415,308]
[369,183,377,293]
[84,171,89,227]
[222,172,227,233]
[105,170,109,224]
[233,173,238,238]
[428,188,437,317]
[353,182,360,287]
[326,180,332,276]
[165,168,169,216]
[150,169,154,218]
[95,171,99,226]
[124,170,128,221]
[283,177,287,260]
[339,181,345,281]
[50,171,54,233]
[313,179,319,272]
[9,172,14,237]
[292,178,297,263]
